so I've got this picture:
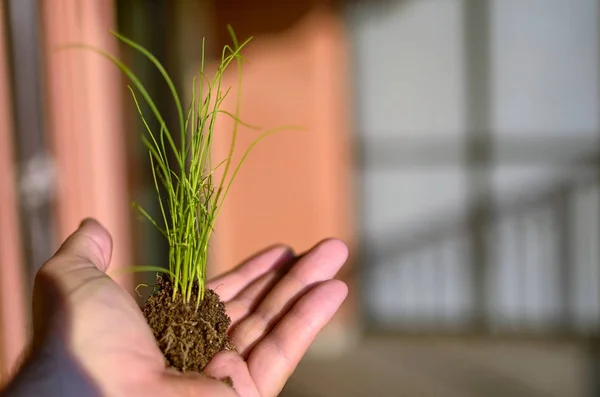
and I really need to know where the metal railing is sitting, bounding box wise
[362,162,600,338]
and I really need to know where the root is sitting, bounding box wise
[180,340,192,372]
[198,317,221,344]
[160,326,177,354]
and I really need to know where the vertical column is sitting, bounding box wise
[40,0,133,287]
[116,0,173,292]
[0,0,27,383]
[588,2,600,395]
[5,0,54,284]
[555,187,573,331]
[464,0,493,331]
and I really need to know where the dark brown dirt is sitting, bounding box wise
[142,275,235,374]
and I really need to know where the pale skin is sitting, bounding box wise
[1,219,348,397]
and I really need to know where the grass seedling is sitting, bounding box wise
[67,26,293,308]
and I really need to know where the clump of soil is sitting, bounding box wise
[142,275,235,373]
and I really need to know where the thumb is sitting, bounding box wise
[49,218,113,273]
[30,219,113,341]
[35,217,113,305]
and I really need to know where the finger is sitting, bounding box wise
[225,257,297,325]
[162,370,239,397]
[248,280,348,397]
[50,217,113,272]
[204,350,260,397]
[230,238,348,356]
[207,245,294,302]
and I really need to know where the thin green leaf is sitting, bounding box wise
[132,202,168,238]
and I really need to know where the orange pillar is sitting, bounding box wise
[0,2,27,383]
[40,0,133,287]
[209,4,357,352]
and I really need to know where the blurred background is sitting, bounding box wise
[1,0,599,396]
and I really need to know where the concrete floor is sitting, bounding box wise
[280,337,590,397]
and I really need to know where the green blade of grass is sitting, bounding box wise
[59,43,182,169]
[109,30,186,173]
[132,202,168,239]
[67,27,293,307]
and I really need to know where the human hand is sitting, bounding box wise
[1,219,348,397]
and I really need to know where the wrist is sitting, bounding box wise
[1,338,100,397]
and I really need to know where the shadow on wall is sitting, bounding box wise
[213,0,316,42]
[212,0,407,44]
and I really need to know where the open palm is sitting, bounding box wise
[12,219,347,397]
